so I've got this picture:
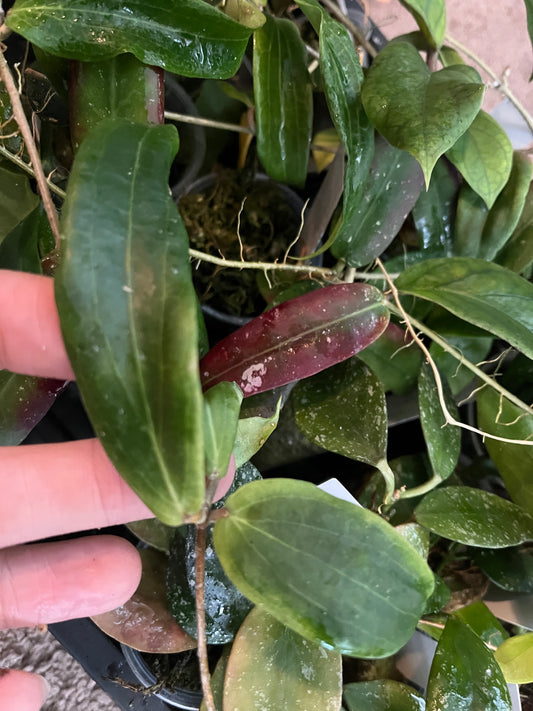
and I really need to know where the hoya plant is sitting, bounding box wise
[1,0,533,709]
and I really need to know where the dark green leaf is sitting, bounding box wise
[453,600,509,648]
[395,257,533,359]
[0,85,22,153]
[472,545,533,594]
[55,120,204,525]
[430,335,492,395]
[203,381,243,478]
[412,159,457,255]
[497,180,533,273]
[0,160,39,240]
[415,486,533,547]
[330,134,423,267]
[425,574,451,614]
[525,0,533,80]
[426,617,512,711]
[7,0,254,79]
[399,0,446,48]
[446,110,513,209]
[126,518,175,553]
[224,606,342,711]
[453,182,488,257]
[395,522,430,558]
[344,679,425,711]
[214,478,434,657]
[494,633,533,683]
[234,397,281,468]
[362,42,484,185]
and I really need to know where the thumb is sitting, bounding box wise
[0,669,50,711]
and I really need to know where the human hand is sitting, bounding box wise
[0,270,234,709]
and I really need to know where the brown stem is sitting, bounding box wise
[195,525,216,711]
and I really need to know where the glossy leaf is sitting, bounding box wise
[0,85,22,154]
[200,283,389,396]
[254,16,312,185]
[477,387,533,516]
[412,159,456,255]
[472,545,533,594]
[418,363,460,482]
[453,182,489,257]
[214,478,434,657]
[497,180,533,273]
[399,0,446,48]
[222,0,266,29]
[331,135,424,267]
[0,160,39,239]
[395,522,430,558]
[91,549,196,654]
[430,334,492,395]
[495,633,533,683]
[203,382,242,478]
[453,601,509,649]
[395,257,533,359]
[224,606,342,711]
[426,617,512,711]
[7,0,254,79]
[344,679,425,711]
[446,110,513,209]
[55,120,204,525]
[415,486,533,547]
[362,42,484,185]
[234,397,281,468]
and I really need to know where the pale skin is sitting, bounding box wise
[0,269,234,710]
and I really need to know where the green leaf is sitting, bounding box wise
[395,257,533,359]
[418,363,460,482]
[55,120,204,525]
[0,85,22,154]
[214,478,434,657]
[361,42,484,186]
[203,382,243,478]
[472,545,533,594]
[525,0,533,80]
[234,397,282,468]
[426,617,512,711]
[399,0,446,48]
[222,0,265,29]
[0,160,40,240]
[477,387,533,516]
[497,180,533,273]
[330,135,424,267]
[126,518,175,554]
[199,646,231,711]
[224,606,342,711]
[395,522,430,558]
[415,486,533,547]
[344,679,425,711]
[495,633,533,683]
[454,182,489,257]
[430,334,492,395]
[7,0,254,79]
[453,601,509,649]
[254,16,312,185]
[412,159,456,255]
[446,110,513,209]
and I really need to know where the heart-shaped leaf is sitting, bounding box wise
[7,0,254,79]
[224,606,342,711]
[55,120,205,525]
[400,0,446,48]
[203,382,242,478]
[472,545,533,594]
[362,42,484,185]
[395,257,533,359]
[214,478,434,657]
[415,486,533,547]
[344,679,425,711]
[200,283,389,396]
[494,633,533,684]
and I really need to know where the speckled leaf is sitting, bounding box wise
[412,159,456,255]
[344,679,425,711]
[55,120,204,525]
[399,0,446,48]
[453,601,509,649]
[415,486,533,547]
[200,283,389,396]
[497,180,533,273]
[472,545,533,594]
[395,522,430,559]
[395,257,533,359]
[446,111,513,209]
[7,0,254,79]
[362,42,484,185]
[254,16,312,185]
[234,397,281,468]
[91,549,196,654]
[426,617,512,711]
[203,382,242,478]
[224,606,342,711]
[494,633,533,683]
[330,135,424,267]
[214,478,434,657]
[418,363,460,482]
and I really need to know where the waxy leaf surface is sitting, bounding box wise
[362,42,484,185]
[203,381,242,478]
[412,159,456,255]
[55,120,204,525]
[200,283,389,396]
[344,679,425,711]
[214,478,434,657]
[415,486,533,547]
[473,545,533,594]
[254,16,312,185]
[224,606,342,711]
[399,0,446,47]
[453,182,488,257]
[494,633,533,683]
[7,0,254,78]
[395,257,533,359]
[234,397,281,468]
[497,180,533,274]
[453,601,509,649]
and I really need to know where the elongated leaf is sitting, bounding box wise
[0,160,39,239]
[446,110,512,209]
[454,182,489,257]
[0,86,22,154]
[525,0,533,80]
[453,601,509,649]
[395,257,533,359]
[214,478,434,657]
[495,633,533,683]
[497,180,533,273]
[7,0,254,79]
[412,159,456,255]
[344,679,425,711]
[254,16,312,185]
[472,545,533,594]
[399,0,446,48]
[55,120,204,525]
[426,617,512,711]
[234,397,281,468]
[362,42,484,185]
[203,382,242,478]
[200,283,389,396]
[224,606,342,711]
[199,645,231,711]
[430,334,492,395]
[477,387,533,516]
[415,486,533,547]
[330,134,424,267]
